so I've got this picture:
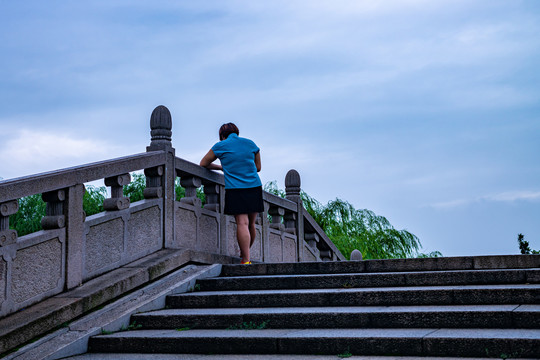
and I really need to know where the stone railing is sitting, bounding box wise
[0,105,344,319]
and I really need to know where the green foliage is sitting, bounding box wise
[175,178,206,204]
[84,185,106,216]
[123,173,146,203]
[337,349,353,358]
[264,181,433,260]
[416,251,443,258]
[227,321,269,330]
[120,320,142,331]
[517,233,539,254]
[9,194,46,236]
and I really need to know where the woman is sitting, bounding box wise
[200,123,263,264]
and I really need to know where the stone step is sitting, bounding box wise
[66,353,523,359]
[197,268,540,291]
[166,284,540,308]
[88,328,540,358]
[131,304,540,329]
[219,255,540,277]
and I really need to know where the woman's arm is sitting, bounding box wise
[254,151,261,172]
[200,150,223,171]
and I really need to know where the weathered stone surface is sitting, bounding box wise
[11,238,63,303]
[302,245,317,262]
[125,249,191,281]
[65,267,149,312]
[474,254,540,269]
[226,218,239,257]
[175,207,197,249]
[0,257,6,304]
[0,296,84,355]
[200,269,538,292]
[283,234,297,262]
[269,232,282,263]
[250,227,263,262]
[85,218,124,275]
[423,328,540,358]
[167,284,540,309]
[128,206,161,258]
[199,214,219,253]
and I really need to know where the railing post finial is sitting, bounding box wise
[285,169,301,201]
[148,105,172,151]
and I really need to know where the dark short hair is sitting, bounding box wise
[219,123,239,140]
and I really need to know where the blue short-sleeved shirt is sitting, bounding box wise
[211,133,262,189]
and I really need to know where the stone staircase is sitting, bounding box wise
[86,255,540,358]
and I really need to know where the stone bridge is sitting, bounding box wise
[0,106,344,355]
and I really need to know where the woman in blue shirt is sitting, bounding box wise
[200,123,263,264]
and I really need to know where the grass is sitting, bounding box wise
[337,349,353,358]
[227,321,269,330]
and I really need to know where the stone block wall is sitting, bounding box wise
[83,199,162,281]
[0,229,65,316]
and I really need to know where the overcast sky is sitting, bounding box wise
[1,0,539,257]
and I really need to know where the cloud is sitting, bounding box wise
[428,190,540,209]
[0,128,134,180]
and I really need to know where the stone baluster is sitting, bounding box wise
[319,249,333,261]
[103,174,131,211]
[41,190,66,229]
[305,232,319,250]
[144,166,164,199]
[180,176,202,207]
[268,206,285,230]
[203,182,220,212]
[0,200,19,246]
[284,211,296,234]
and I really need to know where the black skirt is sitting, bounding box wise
[224,186,264,215]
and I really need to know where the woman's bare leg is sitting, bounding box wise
[248,212,258,247]
[235,214,250,263]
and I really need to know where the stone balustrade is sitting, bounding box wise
[0,105,344,320]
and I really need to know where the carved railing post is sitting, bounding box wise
[103,174,131,211]
[285,169,305,261]
[179,176,202,207]
[144,166,164,199]
[146,105,175,248]
[65,184,85,289]
[41,190,66,229]
[0,200,19,246]
[203,182,220,212]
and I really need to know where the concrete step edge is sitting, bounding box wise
[197,269,540,291]
[166,285,540,308]
[219,255,540,277]
[132,304,539,329]
[88,328,540,357]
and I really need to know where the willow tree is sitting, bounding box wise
[264,181,434,260]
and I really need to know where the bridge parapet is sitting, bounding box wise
[0,105,344,320]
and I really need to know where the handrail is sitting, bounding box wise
[303,208,346,260]
[175,157,225,186]
[175,156,297,212]
[0,151,166,202]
